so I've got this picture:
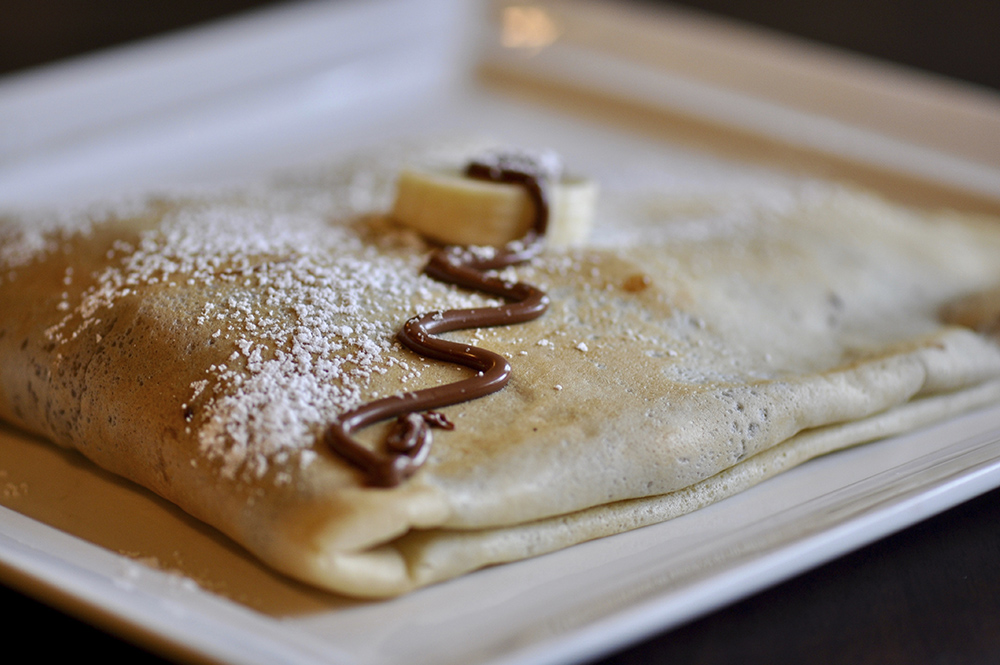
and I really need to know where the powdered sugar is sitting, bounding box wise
[0,196,155,276]
[16,160,501,482]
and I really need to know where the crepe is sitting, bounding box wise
[2,153,1000,598]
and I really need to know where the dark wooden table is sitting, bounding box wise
[3,1,999,663]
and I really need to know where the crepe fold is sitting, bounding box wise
[2,169,1000,598]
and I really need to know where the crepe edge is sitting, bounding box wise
[278,379,1000,598]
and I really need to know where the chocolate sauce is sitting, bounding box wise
[325,152,555,487]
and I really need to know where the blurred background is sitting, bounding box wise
[1,0,998,92]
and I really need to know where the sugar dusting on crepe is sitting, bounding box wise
[1,155,516,481]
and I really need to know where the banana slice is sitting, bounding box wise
[391,167,597,247]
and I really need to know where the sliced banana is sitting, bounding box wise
[390,167,597,247]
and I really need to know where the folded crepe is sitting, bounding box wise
[2,152,1000,598]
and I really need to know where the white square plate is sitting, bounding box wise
[3,2,1000,664]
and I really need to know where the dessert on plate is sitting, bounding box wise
[2,145,999,597]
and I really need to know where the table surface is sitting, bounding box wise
[3,2,999,664]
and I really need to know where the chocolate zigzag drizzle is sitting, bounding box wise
[325,152,555,487]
